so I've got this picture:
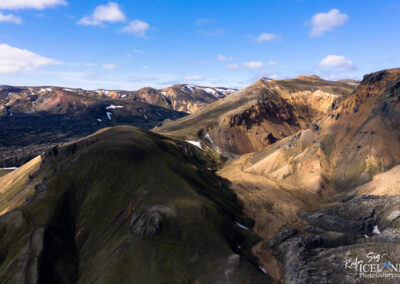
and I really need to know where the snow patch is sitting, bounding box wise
[258,266,267,274]
[185,140,203,150]
[204,133,213,144]
[182,85,195,92]
[97,90,110,94]
[106,105,124,109]
[373,225,381,235]
[261,78,273,83]
[106,112,112,120]
[201,87,217,96]
[216,88,237,94]
[235,222,249,230]
[1,167,18,170]
[39,88,52,93]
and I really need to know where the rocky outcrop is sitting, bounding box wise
[269,196,400,283]
[129,206,175,238]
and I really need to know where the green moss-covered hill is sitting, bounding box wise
[0,126,274,283]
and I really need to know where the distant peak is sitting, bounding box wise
[258,77,274,83]
[139,86,156,90]
[296,75,323,80]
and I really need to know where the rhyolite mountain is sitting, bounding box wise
[214,69,400,281]
[0,84,236,167]
[156,75,356,155]
[155,69,400,282]
[159,84,237,113]
[1,69,400,283]
[0,84,235,115]
[131,85,237,113]
[0,126,272,283]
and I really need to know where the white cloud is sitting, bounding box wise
[218,55,234,61]
[121,19,150,37]
[309,9,349,37]
[318,55,355,71]
[242,61,264,69]
[77,2,126,26]
[0,12,22,23]
[227,61,264,70]
[255,33,277,42]
[102,64,119,70]
[196,18,215,25]
[0,44,60,73]
[0,0,67,10]
[184,75,203,81]
[227,64,240,70]
[132,48,145,54]
[268,60,277,66]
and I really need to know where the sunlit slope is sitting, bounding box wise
[216,68,400,280]
[156,76,355,155]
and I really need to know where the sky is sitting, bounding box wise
[0,0,399,90]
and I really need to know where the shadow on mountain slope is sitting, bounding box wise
[0,126,274,283]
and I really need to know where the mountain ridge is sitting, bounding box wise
[0,126,273,283]
[156,75,357,155]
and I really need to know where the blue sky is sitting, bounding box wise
[0,0,399,90]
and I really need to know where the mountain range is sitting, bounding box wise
[0,83,235,167]
[1,68,400,283]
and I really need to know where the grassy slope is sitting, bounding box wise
[0,126,274,283]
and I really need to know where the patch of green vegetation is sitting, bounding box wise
[368,164,379,179]
[262,200,274,212]
[321,134,334,156]
[330,158,367,191]
[0,170,12,178]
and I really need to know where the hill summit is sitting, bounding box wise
[296,74,323,80]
